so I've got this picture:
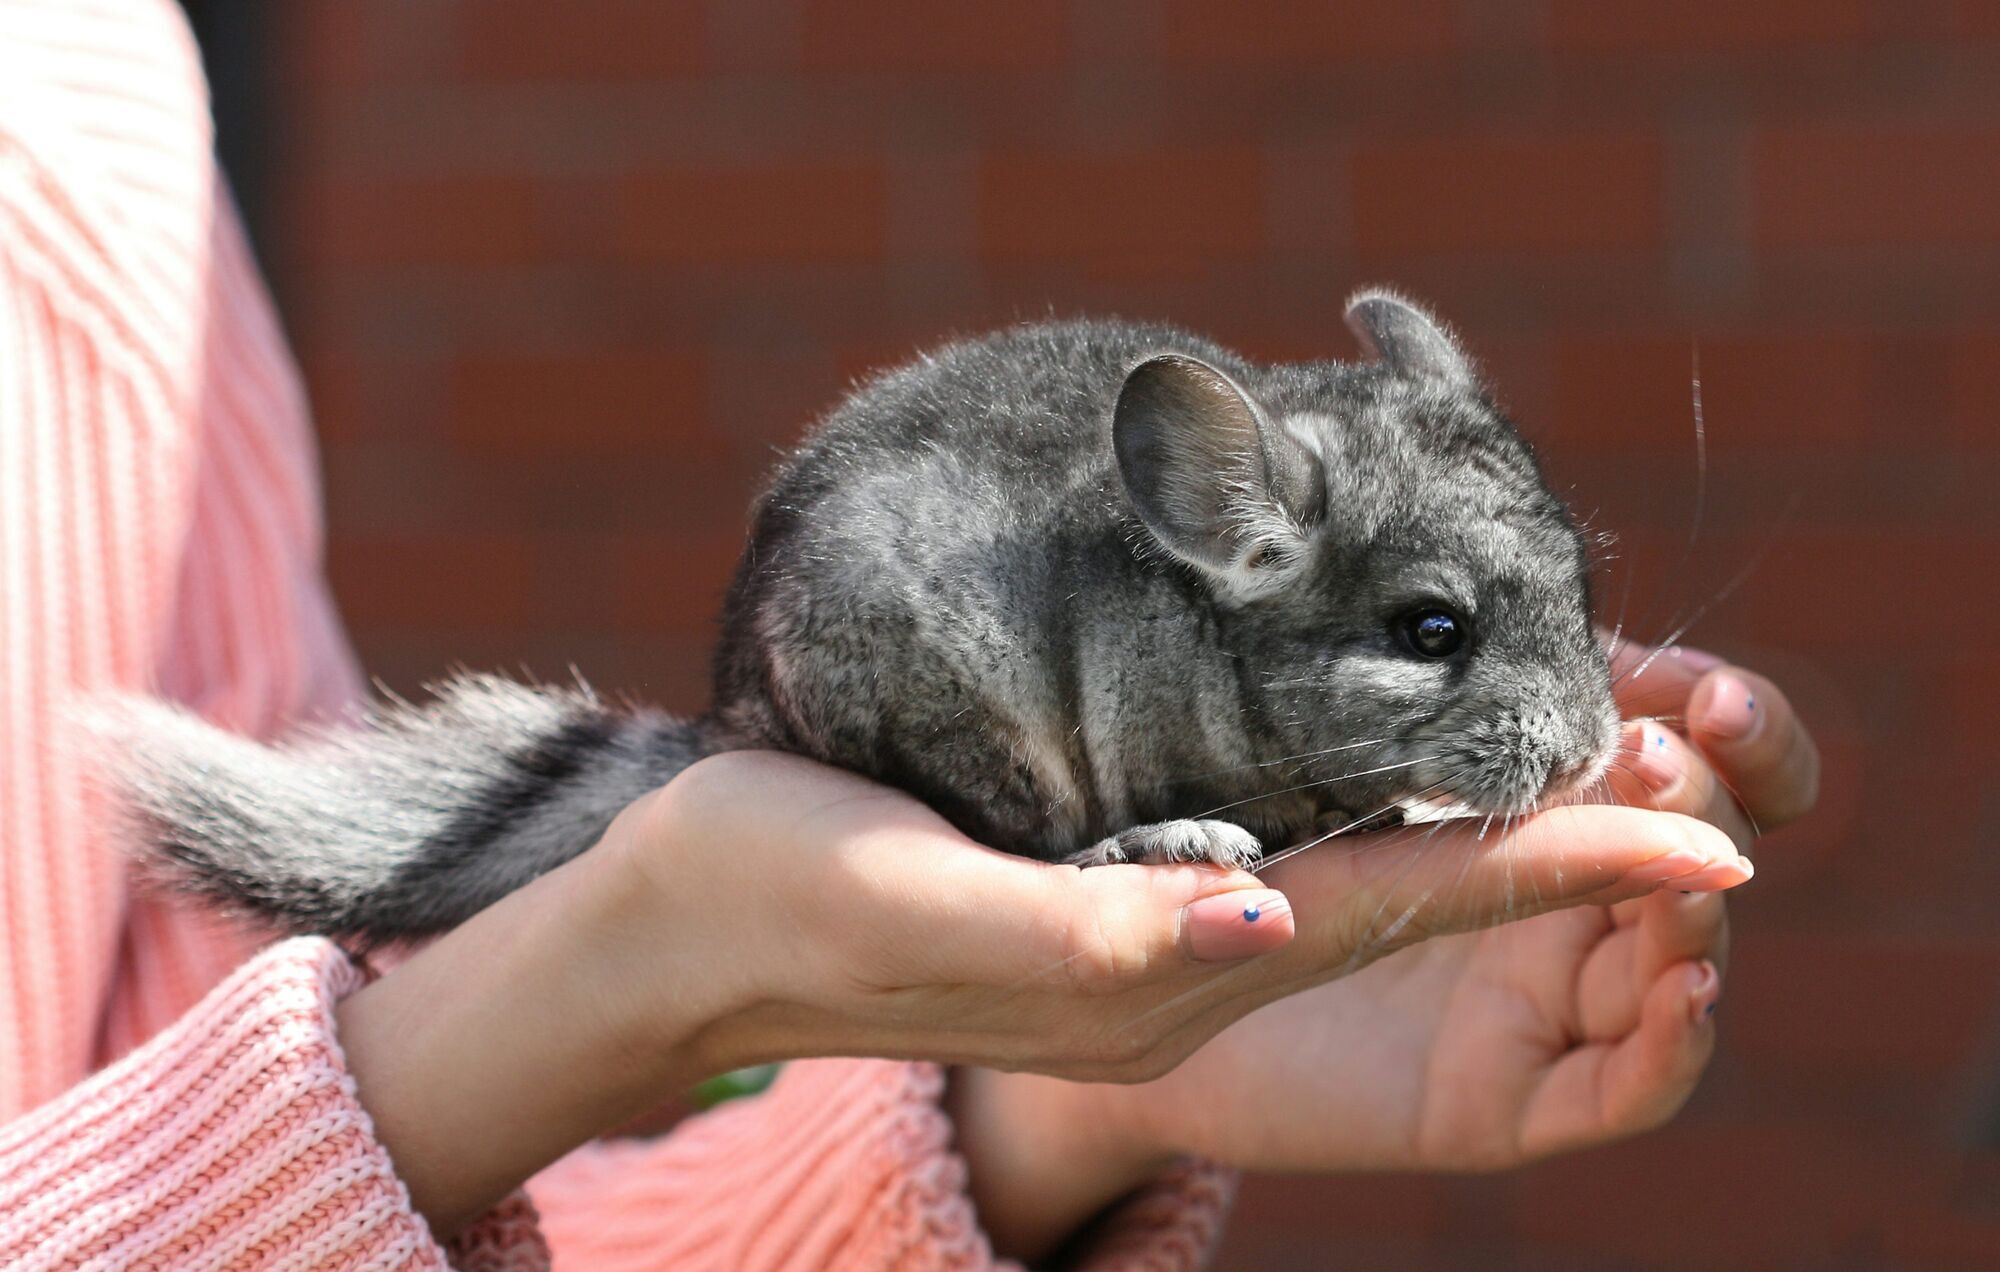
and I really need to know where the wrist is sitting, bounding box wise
[946,1067,1175,1262]
[336,803,753,1236]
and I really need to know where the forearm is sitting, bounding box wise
[335,821,744,1237]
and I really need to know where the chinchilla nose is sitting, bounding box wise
[1511,666,1615,796]
[1544,697,1618,793]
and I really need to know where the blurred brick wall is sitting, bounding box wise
[262,3,1999,1266]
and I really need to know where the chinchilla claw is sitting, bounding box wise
[1067,819,1264,870]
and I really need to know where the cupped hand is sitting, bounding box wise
[956,647,1818,1255]
[616,747,1748,1089]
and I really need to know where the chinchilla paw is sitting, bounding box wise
[1066,819,1264,870]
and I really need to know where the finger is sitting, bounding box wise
[1577,892,1729,1040]
[1600,721,1757,854]
[1685,667,1820,829]
[1635,890,1730,981]
[1521,958,1720,1159]
[874,843,1297,993]
[1263,805,1749,965]
[1604,638,1721,723]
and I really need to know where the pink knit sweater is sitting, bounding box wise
[0,2,1232,1266]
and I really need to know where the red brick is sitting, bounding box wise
[1547,0,1870,50]
[612,534,746,641]
[448,351,715,458]
[297,353,366,445]
[1884,1199,2000,1268]
[1160,0,1454,64]
[1350,134,1663,255]
[830,339,930,394]
[617,165,888,264]
[1947,650,2000,763]
[458,0,706,79]
[1550,330,1878,453]
[976,149,1264,270]
[1946,1,2000,38]
[1517,1124,1951,1262]
[1755,125,2000,247]
[329,534,540,627]
[800,0,1071,71]
[1727,531,2000,648]
[1947,329,2000,450]
[289,175,544,267]
[1227,1173,1451,1240]
[284,0,371,88]
[1601,525,1968,670]
[1726,932,2000,1076]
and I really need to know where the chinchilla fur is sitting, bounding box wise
[102,290,1620,942]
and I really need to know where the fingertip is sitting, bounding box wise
[1640,959,1718,1073]
[1664,852,1754,894]
[1689,670,1762,745]
[1685,958,1722,1027]
[1617,719,1688,801]
[1667,645,1728,676]
[1182,888,1294,963]
[1599,810,1746,898]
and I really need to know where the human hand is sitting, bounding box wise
[338,738,1749,1238]
[953,646,1818,1256]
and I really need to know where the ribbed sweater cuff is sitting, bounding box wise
[0,937,547,1271]
[1060,1153,1237,1270]
[530,1058,1233,1270]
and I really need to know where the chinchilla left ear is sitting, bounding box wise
[1344,288,1477,388]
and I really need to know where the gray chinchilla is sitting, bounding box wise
[101,290,1620,942]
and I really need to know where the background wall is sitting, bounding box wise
[232,2,1998,1265]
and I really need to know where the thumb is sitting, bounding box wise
[903,847,1297,992]
[1264,805,1750,961]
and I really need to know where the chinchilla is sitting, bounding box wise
[100,289,1621,943]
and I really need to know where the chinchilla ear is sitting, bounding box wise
[1344,288,1476,387]
[1113,353,1324,601]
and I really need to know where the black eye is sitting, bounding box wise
[1398,608,1467,659]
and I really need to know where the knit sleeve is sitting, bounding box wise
[0,938,551,1270]
[528,1059,1235,1270]
[0,4,540,1262]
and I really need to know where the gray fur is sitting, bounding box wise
[98,677,705,940]
[101,290,1619,942]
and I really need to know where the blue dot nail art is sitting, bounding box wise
[1746,696,1756,711]
[1243,904,1262,923]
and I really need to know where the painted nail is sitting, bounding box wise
[1626,848,1713,884]
[1183,891,1291,962]
[1696,673,1759,741]
[1668,646,1728,675]
[1687,960,1721,1025]
[1623,722,1681,795]
[1670,855,1755,892]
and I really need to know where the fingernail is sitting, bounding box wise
[1696,673,1760,742]
[1688,960,1721,1025]
[1668,646,1728,675]
[1671,855,1755,892]
[1183,890,1291,962]
[1625,847,1712,884]
[1622,722,1682,795]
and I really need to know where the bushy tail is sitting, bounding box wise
[88,675,710,943]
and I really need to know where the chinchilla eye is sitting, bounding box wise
[1398,608,1467,659]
